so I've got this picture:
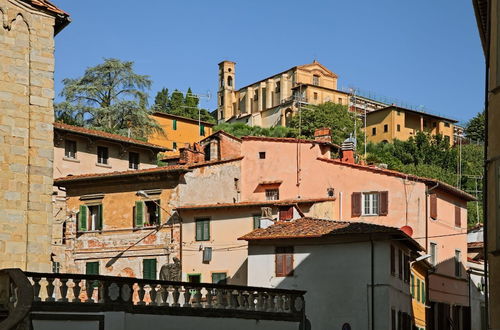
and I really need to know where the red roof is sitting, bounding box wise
[468,242,484,249]
[239,218,421,249]
[152,112,215,127]
[26,0,70,34]
[54,165,189,184]
[188,157,244,169]
[243,136,339,149]
[54,122,167,151]
[317,158,476,202]
[176,198,335,211]
[199,130,242,143]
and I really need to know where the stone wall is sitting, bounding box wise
[0,0,59,271]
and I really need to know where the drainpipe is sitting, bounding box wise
[370,235,375,330]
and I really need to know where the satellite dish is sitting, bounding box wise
[400,226,413,237]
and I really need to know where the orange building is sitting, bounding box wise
[149,112,214,156]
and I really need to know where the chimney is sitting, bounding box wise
[340,139,355,164]
[314,127,331,143]
[179,146,203,164]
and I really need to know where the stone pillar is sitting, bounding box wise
[266,80,273,109]
[245,88,252,114]
[280,74,288,100]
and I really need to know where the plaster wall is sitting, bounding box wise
[247,240,412,330]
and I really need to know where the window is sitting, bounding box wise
[196,218,210,241]
[173,119,177,130]
[444,122,450,127]
[173,142,177,150]
[372,127,377,136]
[455,205,461,227]
[397,111,401,116]
[430,194,437,219]
[97,146,108,165]
[203,247,212,263]
[52,261,60,273]
[391,309,396,330]
[403,254,410,283]
[188,274,201,283]
[259,152,266,159]
[397,124,401,132]
[327,188,335,197]
[279,206,294,221]
[220,94,224,106]
[204,144,211,161]
[398,249,403,280]
[253,214,261,229]
[411,274,415,297]
[312,75,320,86]
[338,98,343,105]
[227,76,233,87]
[384,124,388,133]
[78,204,103,231]
[313,92,318,100]
[64,140,77,159]
[143,259,157,280]
[275,247,293,277]
[129,152,139,170]
[212,272,227,284]
[390,245,395,276]
[253,90,258,101]
[200,124,205,136]
[417,278,421,302]
[265,189,279,201]
[134,200,161,227]
[363,192,379,215]
[455,250,462,277]
[275,81,280,93]
[421,280,426,303]
[86,261,99,275]
[430,242,437,266]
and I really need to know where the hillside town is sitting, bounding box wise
[0,1,496,330]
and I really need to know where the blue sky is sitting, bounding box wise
[53,0,484,124]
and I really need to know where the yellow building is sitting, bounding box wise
[473,0,499,328]
[365,105,457,145]
[217,60,350,127]
[149,112,214,156]
[411,261,429,330]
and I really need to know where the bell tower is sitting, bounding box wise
[217,61,236,122]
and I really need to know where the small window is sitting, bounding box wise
[145,201,161,226]
[279,206,294,221]
[391,309,396,330]
[253,90,259,101]
[52,261,60,273]
[327,188,335,197]
[85,261,99,275]
[372,127,377,136]
[64,140,77,159]
[227,76,233,87]
[212,272,227,284]
[220,94,224,106]
[455,250,462,277]
[384,124,388,133]
[97,146,109,165]
[430,242,437,266]
[259,152,266,159]
[397,111,401,116]
[275,81,281,93]
[196,218,210,241]
[188,274,201,283]
[398,249,403,280]
[265,189,279,201]
[455,205,461,227]
[275,246,293,277]
[444,122,450,127]
[390,245,395,276]
[129,152,139,170]
[204,144,211,161]
[173,119,177,130]
[143,258,157,280]
[200,124,205,136]
[253,214,261,229]
[313,92,318,100]
[397,124,401,132]
[312,75,320,86]
[362,192,379,215]
[173,142,177,150]
[203,247,212,263]
[338,98,343,105]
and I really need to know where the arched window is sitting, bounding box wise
[227,76,233,87]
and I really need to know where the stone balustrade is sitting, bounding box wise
[23,271,305,317]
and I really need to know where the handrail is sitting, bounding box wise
[0,269,33,330]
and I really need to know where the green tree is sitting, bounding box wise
[288,102,364,147]
[153,88,169,112]
[55,58,161,139]
[465,110,485,142]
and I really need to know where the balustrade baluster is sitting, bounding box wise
[97,281,105,303]
[256,292,264,311]
[275,294,284,312]
[45,277,55,302]
[205,288,213,308]
[192,287,202,308]
[283,294,291,312]
[137,284,146,306]
[266,293,275,312]
[72,279,81,303]
[149,285,158,306]
[85,280,94,303]
[248,292,255,311]
[58,279,69,302]
[182,286,191,307]
[215,289,224,309]
[160,285,169,306]
[226,290,234,309]
[32,277,41,302]
[172,286,180,307]
[237,290,244,310]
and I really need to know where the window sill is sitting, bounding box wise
[96,163,111,168]
[63,157,80,163]
[77,230,102,234]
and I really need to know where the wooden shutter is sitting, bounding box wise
[78,205,87,231]
[203,219,210,240]
[275,253,284,277]
[430,194,437,219]
[351,192,362,217]
[421,281,426,303]
[279,206,294,221]
[134,201,144,227]
[276,247,293,277]
[455,205,461,227]
[379,191,389,216]
[86,262,99,275]
[390,245,395,275]
[285,253,294,276]
[143,259,157,280]
[97,204,103,230]
[196,220,203,240]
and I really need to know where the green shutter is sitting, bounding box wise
[135,201,144,227]
[143,259,157,280]
[411,274,415,297]
[203,219,210,240]
[253,215,260,229]
[79,205,87,231]
[173,119,177,130]
[417,279,421,302]
[212,272,227,284]
[86,262,99,275]
[196,219,210,241]
[200,124,205,136]
[97,204,103,230]
[421,282,426,303]
[196,220,203,241]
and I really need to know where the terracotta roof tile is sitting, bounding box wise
[187,157,244,169]
[176,198,335,211]
[54,122,167,151]
[468,242,484,249]
[317,158,476,202]
[239,217,410,241]
[152,112,215,126]
[54,165,189,184]
[242,136,340,149]
[28,0,69,15]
